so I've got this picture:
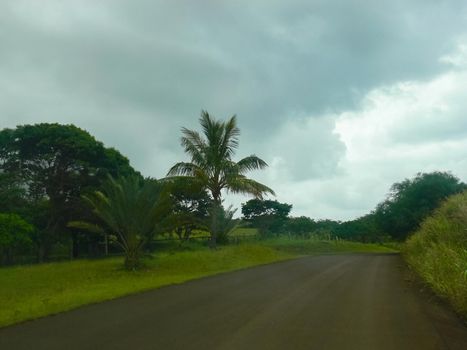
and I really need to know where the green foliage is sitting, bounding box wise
[336,214,387,243]
[285,216,317,237]
[404,191,467,316]
[211,204,238,245]
[311,219,341,239]
[164,178,212,243]
[242,199,292,235]
[73,176,171,269]
[375,172,466,240]
[0,213,34,265]
[0,123,139,261]
[0,173,27,213]
[167,111,274,246]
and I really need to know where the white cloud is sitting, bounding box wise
[228,41,467,221]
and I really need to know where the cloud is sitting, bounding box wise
[1,1,467,220]
[227,39,467,220]
[255,115,345,182]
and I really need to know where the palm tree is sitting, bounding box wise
[70,176,170,269]
[167,111,274,246]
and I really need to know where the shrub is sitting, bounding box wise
[0,213,34,265]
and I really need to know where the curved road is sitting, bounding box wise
[1,254,467,349]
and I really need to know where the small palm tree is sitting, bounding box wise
[70,176,170,269]
[167,111,274,246]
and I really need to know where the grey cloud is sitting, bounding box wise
[1,0,467,219]
[4,0,467,126]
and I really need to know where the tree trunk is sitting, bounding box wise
[209,202,221,249]
[124,246,141,270]
[71,231,79,259]
[104,233,109,256]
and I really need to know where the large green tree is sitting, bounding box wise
[167,111,274,246]
[375,171,466,240]
[164,178,212,243]
[285,216,317,238]
[0,123,138,260]
[242,199,292,235]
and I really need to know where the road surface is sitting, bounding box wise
[1,254,467,349]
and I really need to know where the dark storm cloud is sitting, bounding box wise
[3,0,466,123]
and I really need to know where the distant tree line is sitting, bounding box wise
[241,172,466,243]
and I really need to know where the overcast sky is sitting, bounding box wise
[1,0,467,220]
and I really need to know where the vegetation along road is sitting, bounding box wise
[1,254,467,350]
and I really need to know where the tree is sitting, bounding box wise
[0,172,27,213]
[71,176,170,270]
[336,214,385,243]
[375,171,466,240]
[0,123,138,260]
[312,219,342,239]
[167,111,274,246]
[285,216,317,238]
[211,205,239,244]
[0,213,34,265]
[165,178,211,243]
[242,199,292,235]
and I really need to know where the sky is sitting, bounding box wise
[1,0,467,220]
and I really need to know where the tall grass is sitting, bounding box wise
[404,191,467,316]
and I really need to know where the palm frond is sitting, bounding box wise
[180,128,206,166]
[226,176,275,199]
[237,155,268,174]
[220,115,240,159]
[167,162,199,177]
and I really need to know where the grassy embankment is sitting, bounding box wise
[0,237,396,328]
[404,191,467,317]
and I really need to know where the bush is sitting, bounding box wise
[0,213,34,265]
[404,191,467,316]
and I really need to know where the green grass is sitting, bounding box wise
[404,191,467,317]
[262,237,398,255]
[0,238,396,328]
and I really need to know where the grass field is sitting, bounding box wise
[0,238,397,328]
[263,237,397,255]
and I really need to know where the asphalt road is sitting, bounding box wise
[1,254,467,350]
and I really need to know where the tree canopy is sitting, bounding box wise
[374,171,466,240]
[167,111,274,246]
[167,111,274,203]
[73,176,171,269]
[0,123,139,260]
[242,199,292,235]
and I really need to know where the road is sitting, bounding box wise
[1,254,467,349]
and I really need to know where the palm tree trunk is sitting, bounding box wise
[124,248,140,270]
[209,201,221,249]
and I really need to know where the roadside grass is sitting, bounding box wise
[262,237,398,255]
[404,191,467,317]
[0,238,396,328]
